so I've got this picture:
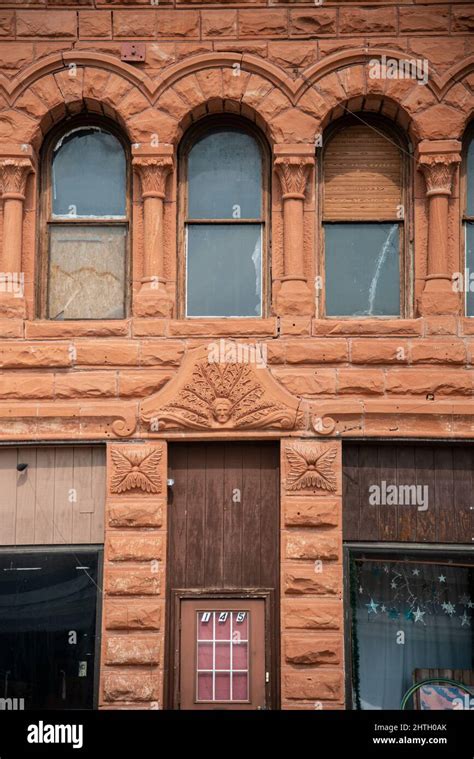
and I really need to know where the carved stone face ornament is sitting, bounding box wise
[211,397,233,424]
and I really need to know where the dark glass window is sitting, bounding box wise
[183,126,265,318]
[43,124,128,320]
[0,548,101,710]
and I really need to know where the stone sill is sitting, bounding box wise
[25,320,132,339]
[312,318,423,337]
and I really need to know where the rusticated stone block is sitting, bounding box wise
[105,601,161,631]
[286,533,340,562]
[105,636,160,666]
[17,11,77,38]
[284,635,342,666]
[283,600,342,630]
[105,568,161,596]
[108,533,163,562]
[410,340,466,365]
[108,500,163,528]
[283,671,344,701]
[284,499,340,528]
[103,670,161,702]
[284,565,341,596]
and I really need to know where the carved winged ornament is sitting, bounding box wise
[110,447,162,494]
[285,443,338,492]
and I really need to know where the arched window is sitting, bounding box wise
[463,127,474,316]
[180,120,268,317]
[40,122,129,319]
[322,118,407,317]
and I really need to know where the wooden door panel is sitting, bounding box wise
[168,442,279,589]
[166,442,280,709]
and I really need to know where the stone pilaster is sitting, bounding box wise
[0,147,35,317]
[280,438,344,709]
[100,442,167,710]
[132,145,174,318]
[274,145,315,316]
[417,140,462,316]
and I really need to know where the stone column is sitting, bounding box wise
[274,145,315,316]
[100,442,167,709]
[0,150,34,316]
[280,438,344,709]
[133,147,174,318]
[417,140,461,315]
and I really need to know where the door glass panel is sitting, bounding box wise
[195,609,251,703]
[0,549,101,710]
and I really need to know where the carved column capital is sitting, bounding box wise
[274,155,314,200]
[416,140,461,197]
[0,158,34,199]
[132,156,174,199]
[418,154,461,197]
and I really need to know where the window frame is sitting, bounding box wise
[177,116,271,320]
[461,123,474,317]
[38,116,131,321]
[318,115,412,320]
[343,542,474,710]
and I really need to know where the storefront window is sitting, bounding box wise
[349,553,473,710]
[0,548,102,710]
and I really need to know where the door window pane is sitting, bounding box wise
[350,557,473,710]
[0,549,101,710]
[186,224,262,317]
[188,130,261,220]
[52,128,126,218]
[48,225,126,319]
[325,223,400,316]
[195,610,251,703]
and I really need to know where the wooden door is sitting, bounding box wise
[166,442,280,709]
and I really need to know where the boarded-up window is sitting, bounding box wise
[0,446,105,545]
[43,124,128,320]
[323,123,405,317]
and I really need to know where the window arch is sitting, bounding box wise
[321,117,409,318]
[462,125,474,316]
[179,118,269,318]
[40,120,129,320]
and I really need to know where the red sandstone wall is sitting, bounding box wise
[0,0,471,711]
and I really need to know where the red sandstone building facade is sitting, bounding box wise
[0,0,472,712]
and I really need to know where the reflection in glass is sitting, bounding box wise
[350,557,473,710]
[0,549,101,710]
[187,225,262,317]
[325,223,400,316]
[52,128,126,218]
